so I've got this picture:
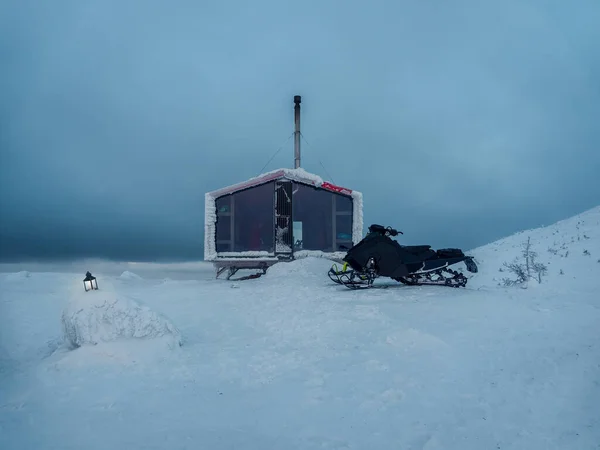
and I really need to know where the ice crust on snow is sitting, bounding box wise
[292,250,347,261]
[216,251,274,257]
[350,189,364,244]
[204,191,218,261]
[61,287,182,349]
[210,168,327,198]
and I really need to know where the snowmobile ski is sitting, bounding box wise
[328,224,478,290]
[328,262,377,289]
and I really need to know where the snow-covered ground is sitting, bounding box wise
[1,207,599,449]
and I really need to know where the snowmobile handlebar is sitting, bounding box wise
[367,224,403,237]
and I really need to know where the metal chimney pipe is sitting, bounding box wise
[293,95,301,169]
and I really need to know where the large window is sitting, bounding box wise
[291,183,353,252]
[214,180,352,255]
[215,182,274,254]
[334,194,353,250]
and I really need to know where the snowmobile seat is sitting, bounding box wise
[400,245,432,255]
[400,245,431,253]
[436,248,465,258]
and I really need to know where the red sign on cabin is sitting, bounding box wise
[321,182,353,195]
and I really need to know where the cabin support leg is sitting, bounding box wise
[226,267,239,280]
[216,266,228,279]
[214,261,272,281]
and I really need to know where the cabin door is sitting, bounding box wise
[274,181,293,257]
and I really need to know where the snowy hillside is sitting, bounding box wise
[1,207,599,449]
[466,205,600,290]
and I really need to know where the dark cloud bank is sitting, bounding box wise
[1,0,599,262]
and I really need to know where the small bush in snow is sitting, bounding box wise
[583,249,590,256]
[532,261,548,283]
[501,263,527,286]
[501,237,548,287]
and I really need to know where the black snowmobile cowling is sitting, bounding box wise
[328,224,478,289]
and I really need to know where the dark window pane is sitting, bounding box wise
[216,215,231,241]
[231,182,274,252]
[216,195,231,214]
[216,241,231,252]
[336,214,353,241]
[335,195,353,213]
[292,183,334,251]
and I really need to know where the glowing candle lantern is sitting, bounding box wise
[83,271,98,291]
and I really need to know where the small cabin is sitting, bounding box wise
[204,168,363,278]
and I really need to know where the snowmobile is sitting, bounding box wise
[328,224,478,289]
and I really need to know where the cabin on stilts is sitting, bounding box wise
[204,96,364,280]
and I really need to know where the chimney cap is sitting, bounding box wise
[294,95,301,104]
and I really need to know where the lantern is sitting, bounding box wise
[83,271,98,291]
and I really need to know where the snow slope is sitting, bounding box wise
[466,205,600,291]
[1,207,599,449]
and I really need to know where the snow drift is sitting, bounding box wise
[61,285,182,349]
[4,270,31,281]
[266,255,334,280]
[119,270,143,280]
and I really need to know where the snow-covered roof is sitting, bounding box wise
[207,167,355,198]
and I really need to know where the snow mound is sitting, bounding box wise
[61,287,182,349]
[266,257,335,280]
[119,270,143,280]
[4,270,31,281]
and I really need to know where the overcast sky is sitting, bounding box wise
[1,0,599,262]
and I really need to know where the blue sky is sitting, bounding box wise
[1,0,599,261]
